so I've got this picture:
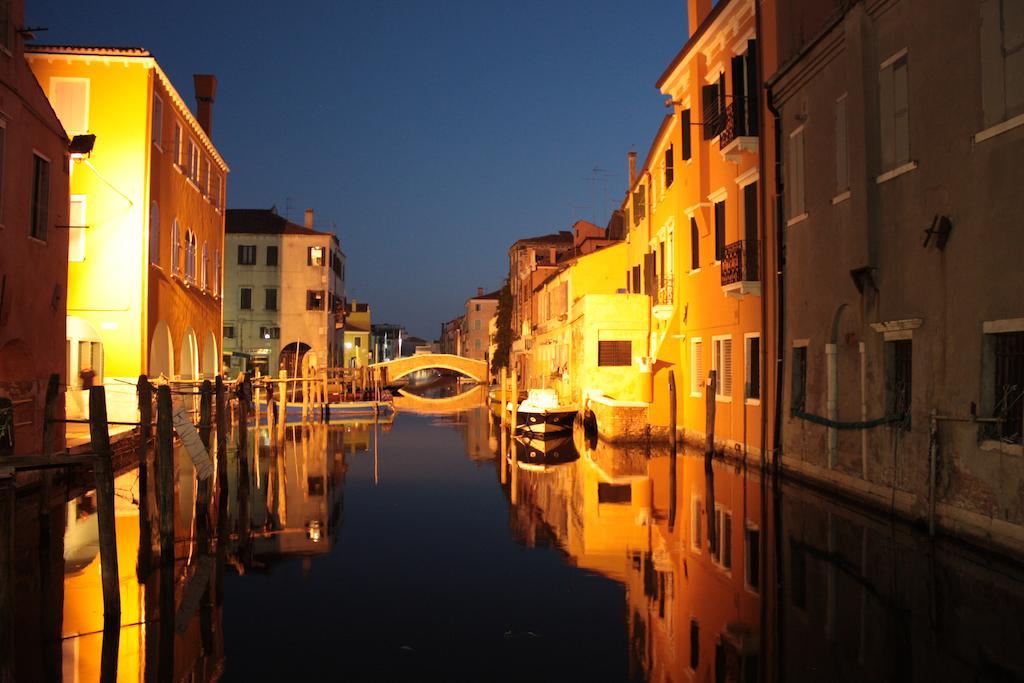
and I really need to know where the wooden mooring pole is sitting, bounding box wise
[499,367,507,428]
[704,370,718,555]
[277,371,287,441]
[156,385,175,565]
[137,376,153,581]
[510,369,518,432]
[215,375,228,485]
[0,467,14,683]
[89,386,121,621]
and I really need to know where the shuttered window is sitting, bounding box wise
[714,200,726,262]
[713,337,733,397]
[702,73,726,139]
[835,94,849,191]
[788,127,805,218]
[152,94,163,148]
[690,217,700,271]
[879,51,910,170]
[632,265,641,294]
[237,244,256,265]
[681,109,692,159]
[664,145,674,187]
[792,346,808,414]
[691,338,704,395]
[31,155,50,241]
[644,251,657,296]
[980,0,1024,126]
[239,287,252,310]
[598,340,631,367]
[746,335,761,400]
[633,185,646,224]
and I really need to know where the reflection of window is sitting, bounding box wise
[689,619,699,670]
[790,537,807,610]
[69,195,86,262]
[745,524,760,592]
[712,505,732,569]
[308,246,325,266]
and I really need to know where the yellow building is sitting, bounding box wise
[342,299,371,367]
[27,47,228,416]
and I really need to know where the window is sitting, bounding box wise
[184,230,197,283]
[745,335,761,400]
[265,288,278,311]
[730,41,760,136]
[475,319,481,330]
[681,108,692,160]
[691,496,702,550]
[151,94,164,149]
[712,506,732,569]
[237,244,256,265]
[599,483,632,504]
[885,339,912,428]
[702,72,726,139]
[713,200,725,262]
[690,217,700,271]
[713,336,733,398]
[989,331,1024,443]
[259,326,280,339]
[598,340,631,366]
[173,123,182,165]
[223,325,235,339]
[149,201,159,265]
[201,242,209,289]
[308,246,325,266]
[664,144,674,187]
[835,94,849,191]
[691,338,704,395]
[474,338,481,350]
[188,139,200,181]
[792,346,808,415]
[355,337,362,347]
[788,126,806,218]
[879,51,910,170]
[239,287,252,310]
[980,0,1024,127]
[307,290,325,310]
[213,250,220,296]
[50,78,89,135]
[69,195,86,262]
[745,525,760,592]
[171,220,181,273]
[201,157,211,195]
[632,265,641,293]
[212,173,222,209]
[475,303,481,311]
[265,245,278,266]
[31,154,50,241]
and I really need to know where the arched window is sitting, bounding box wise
[171,220,180,274]
[213,249,220,296]
[185,230,197,283]
[149,201,160,265]
[201,242,209,290]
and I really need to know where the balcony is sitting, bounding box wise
[719,101,758,162]
[721,240,761,298]
[653,276,675,320]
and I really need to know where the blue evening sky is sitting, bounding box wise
[28,1,689,339]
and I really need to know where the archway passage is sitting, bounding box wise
[202,331,218,378]
[180,327,199,381]
[149,320,175,379]
[279,342,312,378]
[371,353,488,384]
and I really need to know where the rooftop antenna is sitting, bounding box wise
[582,166,618,225]
[284,196,293,221]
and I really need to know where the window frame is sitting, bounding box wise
[239,287,252,311]
[151,92,164,150]
[30,152,51,242]
[745,333,761,403]
[712,334,733,401]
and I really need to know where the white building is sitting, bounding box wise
[224,208,345,375]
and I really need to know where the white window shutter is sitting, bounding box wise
[723,338,733,395]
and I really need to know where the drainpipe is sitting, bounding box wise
[766,88,785,475]
[826,342,838,466]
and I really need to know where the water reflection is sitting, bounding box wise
[11,403,1024,680]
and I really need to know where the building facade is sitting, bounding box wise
[224,208,344,376]
[463,287,499,361]
[26,46,228,420]
[342,300,371,367]
[0,0,70,454]
[769,0,1024,555]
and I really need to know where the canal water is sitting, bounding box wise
[10,394,1024,681]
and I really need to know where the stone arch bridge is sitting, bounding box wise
[371,353,488,384]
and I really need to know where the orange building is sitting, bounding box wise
[26,46,228,417]
[0,1,70,455]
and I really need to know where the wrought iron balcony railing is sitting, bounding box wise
[719,99,758,150]
[721,240,760,286]
[655,276,674,307]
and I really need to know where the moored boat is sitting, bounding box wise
[514,388,577,436]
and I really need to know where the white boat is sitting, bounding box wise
[514,388,577,436]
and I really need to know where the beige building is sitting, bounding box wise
[769,0,1024,555]
[463,287,499,361]
[342,300,371,367]
[509,231,574,379]
[224,208,345,375]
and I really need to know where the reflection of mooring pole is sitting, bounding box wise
[668,370,677,532]
[705,370,718,555]
[373,418,380,485]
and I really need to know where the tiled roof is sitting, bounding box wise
[510,231,573,248]
[470,289,502,301]
[226,209,335,238]
[27,45,151,57]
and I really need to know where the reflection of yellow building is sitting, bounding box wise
[27,47,227,414]
[342,300,371,367]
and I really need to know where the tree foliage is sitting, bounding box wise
[490,280,513,377]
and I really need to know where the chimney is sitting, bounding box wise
[687,0,712,37]
[628,151,637,187]
[304,208,314,229]
[193,74,217,137]
[477,287,484,297]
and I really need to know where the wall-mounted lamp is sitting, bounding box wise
[69,134,96,159]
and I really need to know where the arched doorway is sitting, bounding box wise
[148,320,174,379]
[201,331,218,378]
[179,327,199,381]
[279,341,311,378]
